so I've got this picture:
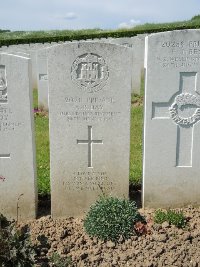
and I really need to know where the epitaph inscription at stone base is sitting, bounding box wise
[47,42,132,217]
[143,30,200,208]
[0,53,37,220]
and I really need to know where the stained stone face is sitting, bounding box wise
[37,45,62,110]
[37,48,49,110]
[143,30,200,208]
[103,37,142,94]
[47,42,132,217]
[131,36,143,95]
[0,43,50,90]
[137,34,148,78]
[0,53,37,220]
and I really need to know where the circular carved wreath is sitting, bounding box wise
[169,93,200,126]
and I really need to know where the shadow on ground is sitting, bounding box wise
[129,184,142,208]
[37,185,142,218]
[38,195,51,218]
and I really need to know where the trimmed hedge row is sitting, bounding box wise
[0,30,10,34]
[1,24,200,47]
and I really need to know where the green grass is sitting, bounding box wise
[9,14,200,194]
[35,114,50,195]
[129,78,144,187]
[1,15,200,42]
[154,209,187,228]
[0,28,104,40]
[132,17,200,31]
[33,90,50,196]
[33,80,144,195]
[129,105,143,186]
[34,107,143,194]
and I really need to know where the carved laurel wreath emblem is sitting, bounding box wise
[169,93,200,126]
[71,53,109,93]
[0,77,7,91]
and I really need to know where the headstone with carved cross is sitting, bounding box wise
[143,30,200,208]
[0,53,37,220]
[47,42,132,217]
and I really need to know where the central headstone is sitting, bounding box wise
[47,42,132,217]
[143,30,200,208]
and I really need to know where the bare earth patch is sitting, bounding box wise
[19,206,200,267]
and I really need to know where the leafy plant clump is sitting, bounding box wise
[84,196,144,242]
[50,253,72,267]
[0,214,36,267]
[154,209,187,228]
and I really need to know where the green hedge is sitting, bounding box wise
[1,24,200,47]
[0,30,10,34]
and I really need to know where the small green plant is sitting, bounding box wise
[166,210,187,228]
[50,252,72,267]
[154,209,168,224]
[84,196,144,242]
[154,209,186,228]
[0,214,35,266]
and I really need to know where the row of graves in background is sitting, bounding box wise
[0,34,147,110]
[0,30,200,221]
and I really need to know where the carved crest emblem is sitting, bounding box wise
[71,53,109,93]
[169,93,200,126]
[0,77,6,90]
[0,66,7,103]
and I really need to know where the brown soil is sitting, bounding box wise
[18,189,200,267]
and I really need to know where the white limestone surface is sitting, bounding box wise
[137,34,148,78]
[108,37,142,94]
[36,48,49,110]
[47,42,132,217]
[0,53,37,220]
[143,30,200,208]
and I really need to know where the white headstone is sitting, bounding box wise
[47,42,132,217]
[143,30,200,208]
[131,36,143,95]
[137,34,148,79]
[106,37,142,94]
[1,43,50,90]
[36,48,49,110]
[4,51,30,58]
[29,50,38,89]
[0,45,37,90]
[0,53,37,220]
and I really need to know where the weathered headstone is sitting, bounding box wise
[37,48,49,110]
[1,43,51,90]
[47,42,132,217]
[0,53,37,220]
[29,50,38,89]
[131,36,143,95]
[143,30,200,208]
[106,37,142,94]
[0,45,37,89]
[137,33,148,79]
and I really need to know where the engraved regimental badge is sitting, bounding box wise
[71,53,109,93]
[0,66,8,103]
[169,93,200,126]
